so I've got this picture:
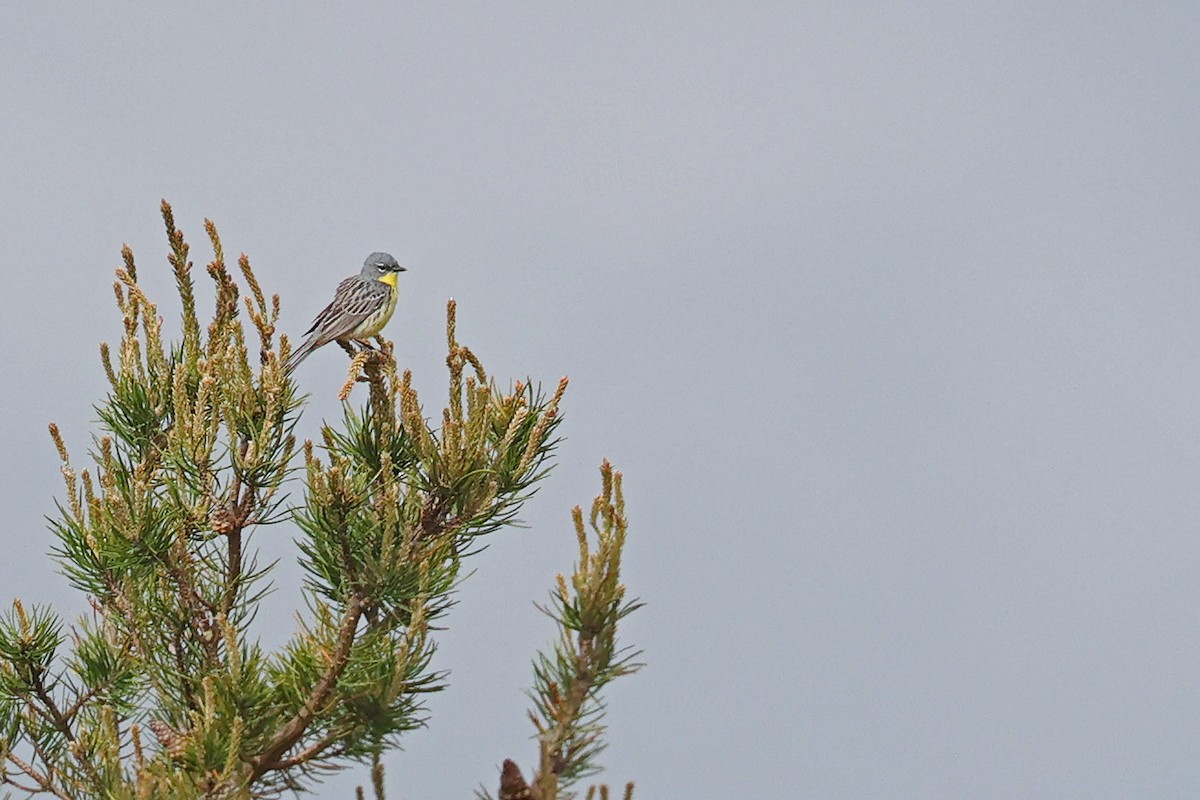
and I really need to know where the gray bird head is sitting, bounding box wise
[361,251,407,280]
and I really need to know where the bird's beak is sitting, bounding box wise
[395,265,408,272]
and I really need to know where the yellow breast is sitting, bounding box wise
[347,280,400,339]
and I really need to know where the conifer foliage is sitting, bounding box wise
[0,203,640,799]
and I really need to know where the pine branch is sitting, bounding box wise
[502,461,642,800]
[2,204,622,799]
[29,670,72,744]
[250,593,364,779]
[4,751,71,800]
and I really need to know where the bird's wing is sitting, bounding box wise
[303,277,389,345]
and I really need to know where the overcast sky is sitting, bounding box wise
[2,3,1199,798]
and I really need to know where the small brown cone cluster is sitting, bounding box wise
[208,506,238,536]
[499,759,533,800]
[147,719,189,760]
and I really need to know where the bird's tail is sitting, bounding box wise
[285,334,319,374]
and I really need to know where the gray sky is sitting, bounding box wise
[2,3,1199,798]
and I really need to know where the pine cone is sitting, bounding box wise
[499,759,533,800]
[209,506,238,536]
[147,719,189,760]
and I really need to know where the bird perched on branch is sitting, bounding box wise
[286,252,407,372]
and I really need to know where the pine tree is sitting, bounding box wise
[0,203,641,800]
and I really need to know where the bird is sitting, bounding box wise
[285,252,407,372]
